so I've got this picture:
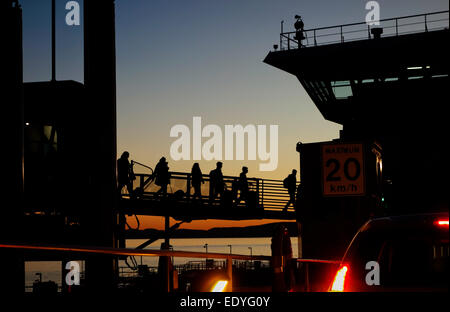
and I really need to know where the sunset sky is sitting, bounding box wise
[21,0,448,230]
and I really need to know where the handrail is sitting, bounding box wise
[0,243,272,261]
[127,171,300,212]
[278,10,449,50]
[296,258,342,292]
[131,160,153,172]
[5,244,346,292]
[283,10,449,34]
[1,243,271,292]
[297,259,341,264]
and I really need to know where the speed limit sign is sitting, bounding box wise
[322,143,365,196]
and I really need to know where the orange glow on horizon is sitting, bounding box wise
[126,215,295,231]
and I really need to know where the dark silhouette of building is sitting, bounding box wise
[264,12,449,288]
[0,0,120,294]
[0,0,25,295]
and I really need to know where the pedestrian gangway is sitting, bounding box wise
[119,169,300,221]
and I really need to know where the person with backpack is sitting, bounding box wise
[117,151,135,197]
[154,157,170,198]
[283,169,297,211]
[235,166,249,206]
[209,162,224,204]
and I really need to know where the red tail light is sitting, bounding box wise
[434,219,449,228]
[330,265,348,292]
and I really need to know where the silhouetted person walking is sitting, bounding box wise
[235,166,249,206]
[117,151,135,197]
[191,163,204,201]
[209,162,224,203]
[283,169,297,211]
[154,157,170,198]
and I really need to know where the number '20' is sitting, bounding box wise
[326,158,361,181]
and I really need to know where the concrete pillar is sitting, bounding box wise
[83,0,118,292]
[0,0,25,295]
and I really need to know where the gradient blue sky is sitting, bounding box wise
[21,0,448,181]
[20,0,448,229]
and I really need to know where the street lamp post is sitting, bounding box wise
[204,243,208,262]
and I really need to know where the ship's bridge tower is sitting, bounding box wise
[264,11,449,214]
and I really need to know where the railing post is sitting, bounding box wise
[340,26,344,43]
[261,179,264,210]
[425,14,428,32]
[226,256,233,292]
[287,34,290,50]
[368,25,371,39]
[314,29,317,46]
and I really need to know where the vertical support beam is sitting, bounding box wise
[305,262,310,292]
[51,0,56,81]
[83,0,118,292]
[164,254,171,293]
[395,19,398,36]
[0,0,25,295]
[280,20,283,50]
[164,215,170,246]
[296,222,303,260]
[226,256,233,292]
[161,217,171,293]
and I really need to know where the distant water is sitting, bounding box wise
[25,237,298,290]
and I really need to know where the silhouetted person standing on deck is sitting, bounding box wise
[294,15,305,47]
[235,166,249,206]
[191,163,204,201]
[154,157,170,198]
[209,162,224,203]
[283,169,297,211]
[117,151,135,197]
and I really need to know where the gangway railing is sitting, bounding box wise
[296,258,342,292]
[0,243,272,292]
[1,243,344,292]
[278,10,449,50]
[123,171,300,212]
